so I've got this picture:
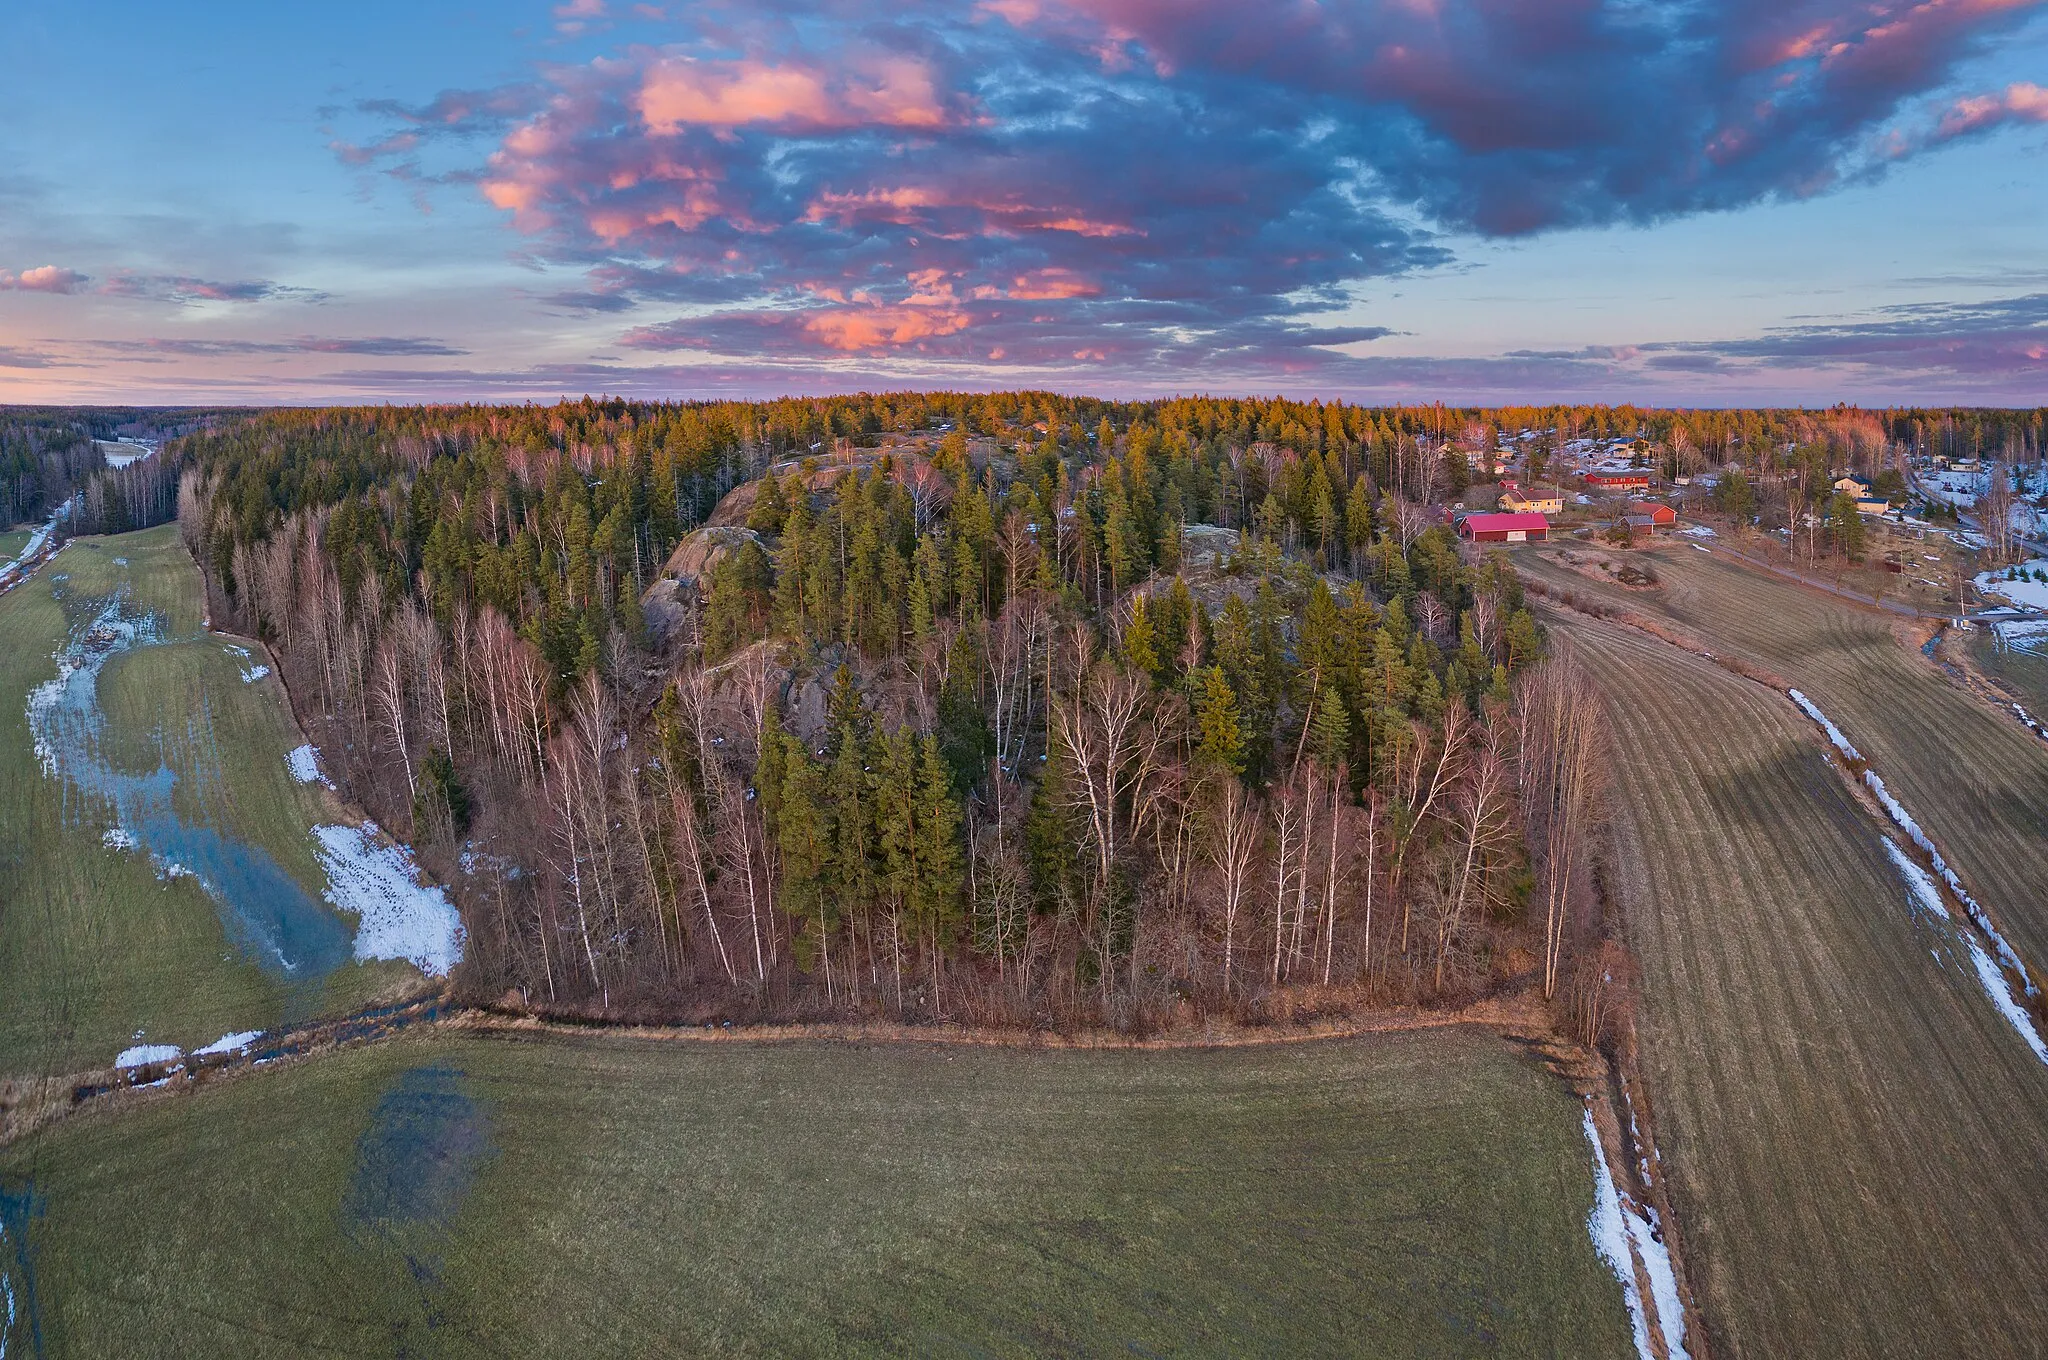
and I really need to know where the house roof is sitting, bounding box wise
[1461,512,1549,533]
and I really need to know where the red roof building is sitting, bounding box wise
[1587,472,1652,490]
[1458,512,1549,543]
[1627,500,1676,526]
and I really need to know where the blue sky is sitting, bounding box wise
[2,0,2044,406]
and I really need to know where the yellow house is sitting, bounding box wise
[1500,484,1564,515]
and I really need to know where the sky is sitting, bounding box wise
[1,0,2045,408]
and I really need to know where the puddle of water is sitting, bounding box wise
[0,1178,45,1360]
[24,585,352,982]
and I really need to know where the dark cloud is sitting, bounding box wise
[1640,293,2048,378]
[0,346,56,369]
[99,274,326,305]
[327,1,2048,384]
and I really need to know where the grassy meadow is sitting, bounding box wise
[1547,602,2048,1356]
[0,526,417,1082]
[0,1026,1637,1359]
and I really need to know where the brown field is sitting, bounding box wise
[1520,539,2048,973]
[1553,607,2048,1357]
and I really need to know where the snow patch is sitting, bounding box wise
[1678,524,1716,539]
[1992,619,2048,657]
[1788,690,1860,762]
[193,1030,263,1057]
[285,744,330,785]
[238,664,270,683]
[1974,561,2048,612]
[114,1043,181,1069]
[1581,1107,1686,1360]
[1881,840,2048,1065]
[101,827,136,851]
[313,822,464,976]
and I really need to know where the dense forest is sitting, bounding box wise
[0,406,217,536]
[164,394,2038,1031]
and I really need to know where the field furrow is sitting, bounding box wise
[1556,609,2048,1357]
[1524,543,2048,975]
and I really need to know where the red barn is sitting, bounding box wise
[1587,472,1651,491]
[1627,500,1676,527]
[1458,512,1549,543]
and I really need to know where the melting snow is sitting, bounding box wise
[1882,840,2048,1066]
[239,664,270,684]
[193,1030,263,1057]
[1793,691,2041,1004]
[1581,1108,1686,1359]
[285,744,329,785]
[114,1043,181,1068]
[313,822,464,976]
[102,827,136,851]
[1788,690,1860,761]
[1975,561,2048,612]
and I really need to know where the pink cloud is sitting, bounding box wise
[0,265,90,294]
[802,303,972,350]
[1933,81,2048,141]
[637,54,955,133]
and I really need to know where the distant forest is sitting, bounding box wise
[159,394,2042,1031]
[1,406,234,536]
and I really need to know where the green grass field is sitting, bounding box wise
[1520,540,2048,974]
[0,526,418,1082]
[1548,604,2048,1357]
[0,526,33,564]
[0,1027,1636,1358]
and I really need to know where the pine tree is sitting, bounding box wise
[1124,591,1160,682]
[777,749,836,964]
[1193,665,1247,776]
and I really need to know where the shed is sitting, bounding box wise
[1458,512,1549,543]
[1627,500,1676,527]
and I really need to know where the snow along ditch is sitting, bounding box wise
[1787,689,2048,1065]
[1582,1107,1689,1360]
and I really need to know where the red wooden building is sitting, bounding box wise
[1457,511,1550,543]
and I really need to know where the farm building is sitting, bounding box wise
[1621,514,1660,541]
[1587,472,1652,492]
[1458,511,1549,543]
[1627,501,1676,528]
[1500,484,1565,514]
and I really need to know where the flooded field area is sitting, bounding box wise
[0,526,456,1082]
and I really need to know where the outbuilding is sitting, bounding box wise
[1458,511,1549,543]
[1627,500,1676,528]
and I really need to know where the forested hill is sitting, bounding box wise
[166,394,2030,1029]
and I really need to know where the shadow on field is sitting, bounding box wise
[344,1065,493,1336]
